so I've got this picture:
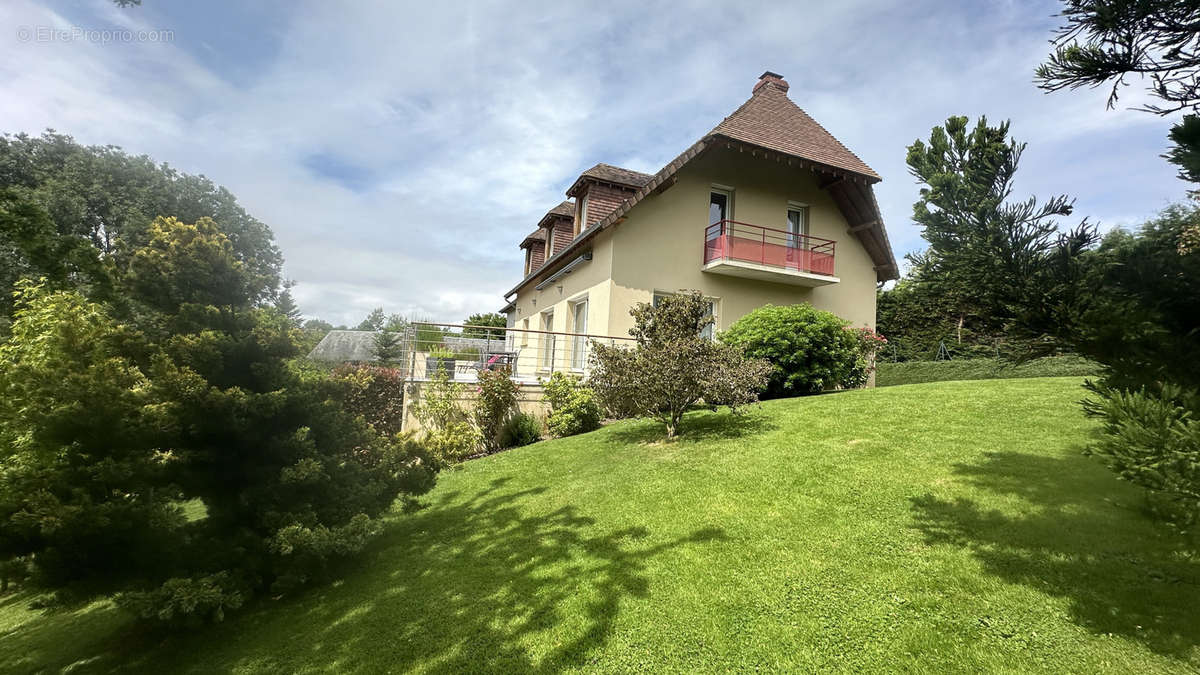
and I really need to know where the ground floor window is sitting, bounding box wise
[653,292,718,340]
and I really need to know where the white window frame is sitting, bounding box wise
[570,297,589,371]
[787,201,810,248]
[709,185,734,226]
[540,310,556,370]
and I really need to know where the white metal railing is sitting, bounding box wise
[393,322,634,383]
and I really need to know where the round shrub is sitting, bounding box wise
[720,304,862,397]
[540,372,602,437]
[499,412,543,448]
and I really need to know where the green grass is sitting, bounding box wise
[2,377,1197,673]
[876,354,1102,387]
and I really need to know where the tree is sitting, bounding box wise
[356,308,386,332]
[274,288,302,326]
[462,312,506,339]
[0,216,439,623]
[589,291,770,438]
[1036,0,1200,189]
[372,329,404,364]
[0,132,282,314]
[903,116,1096,342]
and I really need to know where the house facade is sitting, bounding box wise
[503,72,898,367]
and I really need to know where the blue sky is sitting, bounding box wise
[1,0,1188,326]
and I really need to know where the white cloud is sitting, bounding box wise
[1,0,1189,326]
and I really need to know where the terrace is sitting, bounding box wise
[702,220,839,286]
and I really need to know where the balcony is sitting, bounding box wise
[702,220,838,286]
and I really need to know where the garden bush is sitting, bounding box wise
[474,368,520,453]
[411,370,480,461]
[875,354,1101,387]
[499,412,543,448]
[1083,382,1200,531]
[720,304,862,397]
[331,364,407,437]
[541,371,602,437]
[590,291,770,438]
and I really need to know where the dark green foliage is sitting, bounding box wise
[540,372,602,438]
[474,369,520,453]
[720,304,862,397]
[499,412,542,448]
[274,289,302,326]
[331,364,407,437]
[875,355,1102,387]
[877,280,1004,361]
[0,216,438,624]
[904,117,1096,341]
[1036,0,1200,190]
[462,312,506,339]
[0,131,282,315]
[372,330,404,364]
[1082,382,1200,531]
[356,308,386,332]
[590,291,770,438]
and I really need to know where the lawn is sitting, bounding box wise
[876,354,1101,387]
[2,377,1197,673]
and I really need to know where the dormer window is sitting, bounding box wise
[575,194,589,235]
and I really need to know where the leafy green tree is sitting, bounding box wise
[590,291,770,438]
[462,312,506,339]
[902,116,1096,343]
[356,308,386,332]
[1036,0,1200,189]
[0,217,439,623]
[0,132,282,313]
[372,329,404,364]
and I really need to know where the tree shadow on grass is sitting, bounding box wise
[605,408,777,446]
[910,451,1200,659]
[95,477,728,673]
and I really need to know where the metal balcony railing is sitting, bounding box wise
[704,220,836,277]
[390,322,635,383]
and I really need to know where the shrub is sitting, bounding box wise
[875,354,1102,387]
[541,371,602,437]
[499,412,543,448]
[331,364,406,437]
[474,368,520,452]
[1083,382,1200,532]
[720,304,861,397]
[590,291,770,438]
[411,369,480,461]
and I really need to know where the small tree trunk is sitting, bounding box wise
[957,315,964,344]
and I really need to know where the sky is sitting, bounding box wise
[0,0,1189,326]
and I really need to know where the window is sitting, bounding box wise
[521,318,530,347]
[653,292,718,341]
[710,188,732,226]
[546,226,554,254]
[570,299,588,370]
[787,203,809,248]
[540,310,555,369]
[576,195,589,235]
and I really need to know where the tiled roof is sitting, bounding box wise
[710,77,880,180]
[580,163,653,188]
[519,227,546,248]
[538,200,575,226]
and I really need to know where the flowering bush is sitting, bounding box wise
[474,368,520,453]
[846,327,888,388]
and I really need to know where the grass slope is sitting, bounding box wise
[876,354,1101,387]
[2,378,1197,673]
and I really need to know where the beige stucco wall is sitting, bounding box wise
[607,147,877,336]
[510,146,879,346]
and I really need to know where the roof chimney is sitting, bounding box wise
[753,71,789,94]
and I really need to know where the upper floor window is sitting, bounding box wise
[576,195,589,235]
[710,187,733,226]
[787,203,809,248]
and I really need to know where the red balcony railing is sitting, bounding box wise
[703,220,836,277]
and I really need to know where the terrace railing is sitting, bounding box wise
[395,322,635,383]
[704,220,836,277]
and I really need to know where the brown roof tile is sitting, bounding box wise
[566,163,653,197]
[519,227,546,248]
[710,77,880,181]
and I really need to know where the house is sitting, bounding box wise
[502,71,898,359]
